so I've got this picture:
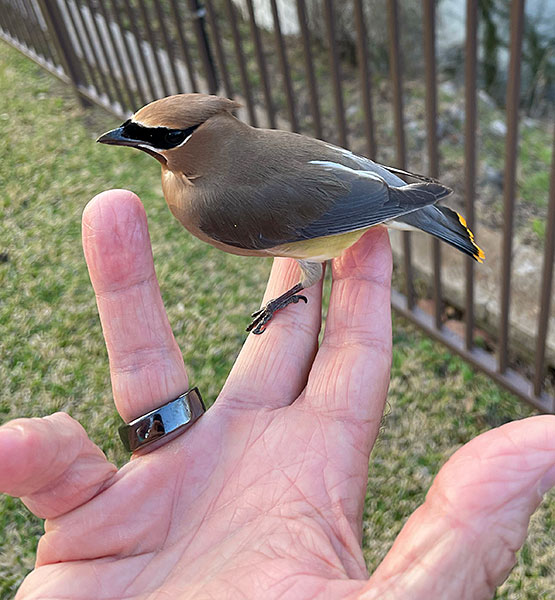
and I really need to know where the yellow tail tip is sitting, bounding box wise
[457,212,468,228]
[456,212,485,263]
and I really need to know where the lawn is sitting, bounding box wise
[0,41,553,598]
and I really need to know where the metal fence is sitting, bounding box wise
[0,0,553,412]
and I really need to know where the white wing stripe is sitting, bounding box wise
[308,160,384,183]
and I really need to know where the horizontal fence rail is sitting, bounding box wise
[1,0,553,412]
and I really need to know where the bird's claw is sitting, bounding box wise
[246,294,308,335]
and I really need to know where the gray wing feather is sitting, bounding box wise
[288,161,447,242]
[323,143,439,186]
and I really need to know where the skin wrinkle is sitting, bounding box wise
[13,416,86,502]
[368,527,468,598]
[321,465,368,574]
[427,484,490,540]
[432,457,540,522]
[292,402,381,428]
[267,434,364,579]
[218,416,267,493]
[323,339,392,373]
[308,351,384,422]
[244,342,305,400]
[94,273,157,299]
[28,455,114,519]
[100,306,178,357]
[269,515,350,578]
[110,351,181,377]
[41,472,181,562]
[103,298,171,354]
[151,459,190,576]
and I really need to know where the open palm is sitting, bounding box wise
[1,190,554,600]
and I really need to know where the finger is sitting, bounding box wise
[82,190,188,422]
[361,415,555,600]
[300,226,392,434]
[219,257,323,409]
[290,227,391,533]
[0,413,116,519]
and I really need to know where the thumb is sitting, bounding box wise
[360,415,555,600]
[0,412,116,519]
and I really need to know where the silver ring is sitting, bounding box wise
[118,388,205,453]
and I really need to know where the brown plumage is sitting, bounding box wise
[98,93,484,334]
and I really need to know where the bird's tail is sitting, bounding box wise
[396,204,485,263]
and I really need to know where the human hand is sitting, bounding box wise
[1,189,554,599]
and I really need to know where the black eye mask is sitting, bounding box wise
[121,120,200,150]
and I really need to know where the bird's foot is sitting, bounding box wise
[246,283,307,335]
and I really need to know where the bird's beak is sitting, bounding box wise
[96,126,167,164]
[96,126,137,148]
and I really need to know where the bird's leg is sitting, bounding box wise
[246,282,307,335]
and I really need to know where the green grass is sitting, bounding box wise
[479,100,553,210]
[0,41,553,598]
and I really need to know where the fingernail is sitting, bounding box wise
[538,464,555,496]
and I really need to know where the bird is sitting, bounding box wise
[97,93,484,334]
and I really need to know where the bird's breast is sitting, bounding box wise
[160,168,271,258]
[161,169,197,232]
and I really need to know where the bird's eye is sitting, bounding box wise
[164,130,186,146]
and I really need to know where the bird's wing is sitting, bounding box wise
[198,159,449,251]
[286,161,449,242]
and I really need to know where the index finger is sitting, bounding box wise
[82,190,188,422]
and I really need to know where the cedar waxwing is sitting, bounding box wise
[97,94,484,334]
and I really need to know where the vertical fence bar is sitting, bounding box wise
[296,0,321,138]
[36,0,89,106]
[121,0,156,101]
[72,0,116,103]
[4,2,19,42]
[136,0,171,97]
[204,0,233,98]
[27,0,57,64]
[387,0,413,308]
[96,0,136,109]
[533,130,555,399]
[186,0,218,94]
[5,2,28,47]
[25,1,48,54]
[168,0,199,93]
[64,0,100,92]
[498,0,525,374]
[22,2,43,56]
[16,1,38,54]
[153,1,182,94]
[0,5,8,34]
[271,0,298,132]
[0,5,9,35]
[108,0,147,106]
[322,0,347,147]
[224,0,257,125]
[82,0,127,110]
[423,0,442,329]
[464,0,478,350]
[26,1,48,56]
[9,0,29,47]
[14,0,35,50]
[245,0,276,128]
[354,0,376,159]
